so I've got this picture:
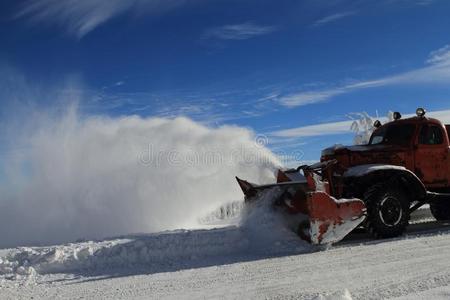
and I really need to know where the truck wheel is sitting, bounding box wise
[430,202,450,221]
[364,183,410,238]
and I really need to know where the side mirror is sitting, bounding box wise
[374,120,382,128]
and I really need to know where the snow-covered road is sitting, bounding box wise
[2,206,450,299]
[3,227,450,299]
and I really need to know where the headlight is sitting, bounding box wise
[416,107,426,117]
[393,112,402,120]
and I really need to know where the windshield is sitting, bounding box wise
[369,124,416,146]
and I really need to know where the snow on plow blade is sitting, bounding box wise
[236,163,366,245]
[306,191,366,245]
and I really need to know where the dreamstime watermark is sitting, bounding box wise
[138,135,305,168]
[254,134,269,147]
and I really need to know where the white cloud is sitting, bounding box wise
[427,45,450,65]
[405,0,436,5]
[279,45,450,108]
[272,120,354,138]
[203,22,277,41]
[15,0,190,38]
[383,0,436,6]
[272,109,450,138]
[416,0,435,5]
[312,11,357,27]
[279,89,346,108]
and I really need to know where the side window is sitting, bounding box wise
[419,125,444,145]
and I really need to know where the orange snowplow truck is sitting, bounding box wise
[237,108,450,245]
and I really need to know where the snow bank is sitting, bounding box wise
[314,289,353,300]
[0,228,248,280]
[198,200,244,226]
[0,188,311,281]
[0,106,280,248]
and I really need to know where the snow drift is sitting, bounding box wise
[0,106,280,248]
[0,188,310,281]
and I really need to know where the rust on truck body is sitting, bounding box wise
[323,116,450,197]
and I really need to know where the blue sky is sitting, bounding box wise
[2,0,450,163]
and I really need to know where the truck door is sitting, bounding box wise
[414,124,449,186]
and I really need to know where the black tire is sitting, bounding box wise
[430,201,450,221]
[364,182,410,238]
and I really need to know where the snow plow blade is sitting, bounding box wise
[236,162,366,245]
[306,191,366,245]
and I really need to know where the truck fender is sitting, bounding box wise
[343,164,427,201]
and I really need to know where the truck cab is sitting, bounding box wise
[322,108,450,191]
[320,108,450,239]
[368,113,450,189]
[237,108,450,243]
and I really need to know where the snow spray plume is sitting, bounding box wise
[0,104,280,248]
[350,111,395,145]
